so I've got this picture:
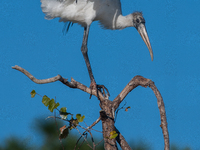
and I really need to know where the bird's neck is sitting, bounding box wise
[115,14,134,29]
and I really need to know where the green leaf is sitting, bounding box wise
[30,90,36,98]
[48,99,59,112]
[60,107,68,120]
[42,95,50,107]
[76,114,81,120]
[55,102,60,109]
[80,115,85,122]
[48,99,56,112]
[109,131,118,139]
[60,107,67,113]
[76,114,85,122]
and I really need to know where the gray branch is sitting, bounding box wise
[12,65,61,84]
[113,75,170,150]
[12,65,104,100]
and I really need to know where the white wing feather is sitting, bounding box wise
[41,0,122,29]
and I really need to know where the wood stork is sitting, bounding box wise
[40,0,153,91]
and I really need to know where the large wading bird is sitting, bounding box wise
[41,0,153,93]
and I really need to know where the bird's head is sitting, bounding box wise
[132,12,153,61]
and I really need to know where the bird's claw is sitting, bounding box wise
[97,85,110,99]
[89,82,110,99]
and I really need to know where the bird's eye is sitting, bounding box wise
[136,19,140,23]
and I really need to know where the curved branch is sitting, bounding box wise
[113,75,170,150]
[113,75,151,109]
[12,65,104,100]
[12,65,61,84]
[149,82,170,150]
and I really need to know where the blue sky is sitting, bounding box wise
[1,0,200,149]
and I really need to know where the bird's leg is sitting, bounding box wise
[81,26,110,98]
[81,26,96,90]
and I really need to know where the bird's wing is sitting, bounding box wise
[41,0,123,29]
[41,0,76,20]
[41,0,92,25]
[94,0,122,29]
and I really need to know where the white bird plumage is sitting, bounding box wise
[40,0,153,93]
[40,0,137,29]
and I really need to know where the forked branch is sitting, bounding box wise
[12,65,169,150]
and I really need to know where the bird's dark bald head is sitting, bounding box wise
[132,12,145,29]
[130,12,153,60]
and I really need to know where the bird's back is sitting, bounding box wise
[41,0,122,29]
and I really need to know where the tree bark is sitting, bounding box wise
[100,101,118,150]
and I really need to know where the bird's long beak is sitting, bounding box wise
[137,23,153,61]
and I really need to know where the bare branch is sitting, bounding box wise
[12,65,61,84]
[74,126,93,149]
[113,75,151,109]
[115,127,132,150]
[87,117,101,130]
[114,101,127,122]
[76,117,101,150]
[87,130,95,150]
[74,133,88,150]
[149,82,170,150]
[95,139,104,147]
[113,75,169,150]
[12,65,104,100]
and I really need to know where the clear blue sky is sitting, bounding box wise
[1,0,200,149]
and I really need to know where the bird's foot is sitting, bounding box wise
[89,82,110,99]
[97,85,110,99]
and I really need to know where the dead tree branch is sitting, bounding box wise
[113,75,151,109]
[12,65,61,84]
[113,75,170,150]
[12,65,169,150]
[12,65,104,100]
[74,117,102,150]
[149,82,169,150]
